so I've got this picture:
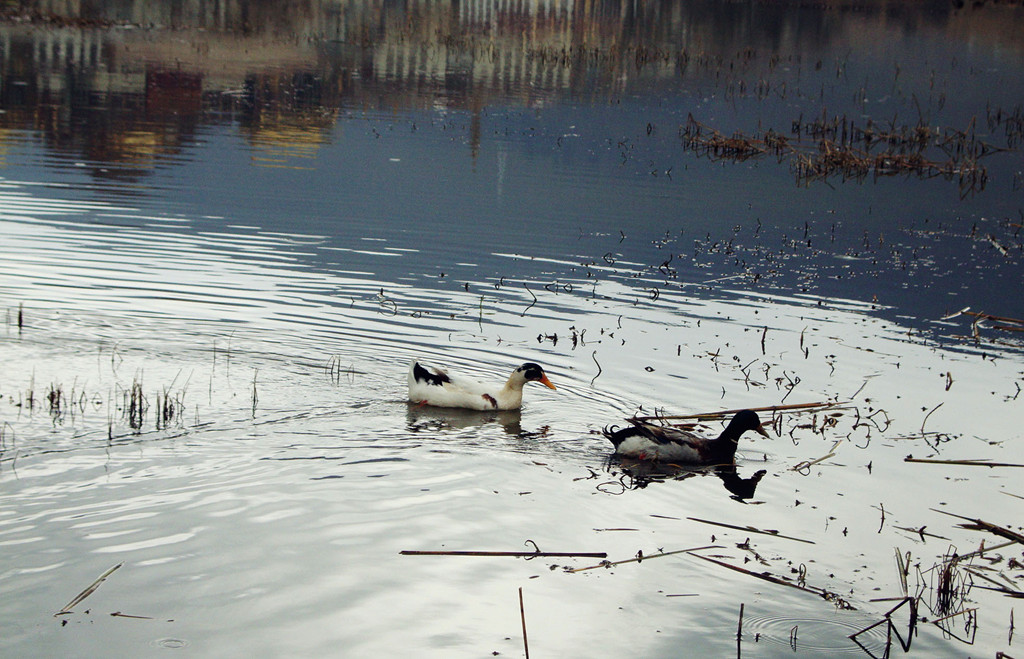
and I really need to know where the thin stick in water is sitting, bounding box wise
[920,402,942,435]
[519,587,530,659]
[737,602,745,658]
[569,545,722,573]
[55,562,124,616]
[930,509,1024,545]
[400,550,607,558]
[521,282,537,317]
[905,457,1024,468]
[686,517,815,544]
[633,400,836,423]
[251,368,259,418]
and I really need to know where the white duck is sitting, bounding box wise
[408,360,556,410]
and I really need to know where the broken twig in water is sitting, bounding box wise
[110,611,155,620]
[920,403,942,435]
[928,607,979,627]
[957,539,1018,562]
[569,545,721,573]
[633,400,838,423]
[960,310,1024,326]
[905,457,1024,468]
[848,596,916,654]
[688,553,855,609]
[55,562,124,616]
[931,509,1024,546]
[737,602,745,654]
[686,517,815,544]
[401,549,606,558]
[792,440,842,473]
[519,587,530,659]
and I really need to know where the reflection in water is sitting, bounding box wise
[3,0,1023,181]
[407,403,530,438]
[715,465,767,501]
[610,457,767,501]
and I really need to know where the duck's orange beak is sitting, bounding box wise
[755,424,770,438]
[538,374,556,390]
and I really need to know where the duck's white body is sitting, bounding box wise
[612,427,706,462]
[408,361,555,411]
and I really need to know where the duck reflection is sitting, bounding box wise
[406,403,549,439]
[610,457,767,502]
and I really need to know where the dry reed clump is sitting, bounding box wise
[680,112,1001,197]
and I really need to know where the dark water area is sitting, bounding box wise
[2,0,1023,332]
[2,1,1024,657]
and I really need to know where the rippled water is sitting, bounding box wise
[3,1,1024,657]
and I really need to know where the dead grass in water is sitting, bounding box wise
[679,111,1012,198]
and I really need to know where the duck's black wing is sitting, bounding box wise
[412,362,451,387]
[603,421,699,449]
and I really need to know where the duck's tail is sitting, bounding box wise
[602,425,645,449]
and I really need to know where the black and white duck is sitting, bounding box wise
[408,360,556,411]
[603,410,769,464]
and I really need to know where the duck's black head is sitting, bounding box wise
[516,363,556,390]
[725,410,770,438]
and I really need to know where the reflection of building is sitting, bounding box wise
[1,0,1021,173]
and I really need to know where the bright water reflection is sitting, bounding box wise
[2,1,1024,657]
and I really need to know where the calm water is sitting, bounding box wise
[2,1,1024,657]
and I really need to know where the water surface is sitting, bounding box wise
[2,1,1024,657]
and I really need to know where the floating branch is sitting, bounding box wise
[569,544,721,573]
[688,552,855,609]
[964,567,1024,598]
[928,607,979,627]
[633,400,838,423]
[905,457,1024,468]
[401,550,607,558]
[920,403,943,436]
[792,440,842,473]
[737,602,745,654]
[686,516,815,544]
[55,562,124,616]
[893,525,950,541]
[931,509,1024,546]
[960,310,1024,326]
[110,611,155,620]
[849,596,916,655]
[957,539,1018,562]
[521,282,537,317]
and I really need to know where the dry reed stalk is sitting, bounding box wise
[956,311,1024,325]
[401,549,606,558]
[928,607,978,626]
[518,587,530,659]
[688,553,855,609]
[55,562,124,616]
[932,509,1024,545]
[633,400,836,423]
[686,517,815,544]
[569,545,721,573]
[792,440,842,472]
[736,602,744,655]
[905,457,1024,468]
